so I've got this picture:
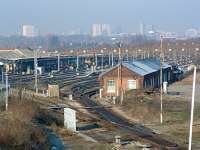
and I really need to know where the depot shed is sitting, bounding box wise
[99,59,172,97]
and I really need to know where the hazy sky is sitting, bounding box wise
[0,0,200,35]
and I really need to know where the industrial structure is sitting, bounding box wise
[0,48,101,74]
[99,59,172,97]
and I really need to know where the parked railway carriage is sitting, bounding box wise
[99,59,173,97]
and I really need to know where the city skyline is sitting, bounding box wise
[0,0,200,35]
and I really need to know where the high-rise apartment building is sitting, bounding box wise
[92,24,102,36]
[22,25,38,37]
[140,23,145,35]
[92,24,111,36]
[102,24,111,36]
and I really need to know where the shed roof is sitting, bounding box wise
[100,59,171,77]
[0,48,34,60]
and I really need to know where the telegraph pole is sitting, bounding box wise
[188,66,197,150]
[117,43,123,104]
[160,35,164,124]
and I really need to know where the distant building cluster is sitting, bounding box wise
[92,24,111,37]
[185,28,200,39]
[139,23,200,40]
[22,25,38,37]
[140,23,157,36]
[14,23,200,40]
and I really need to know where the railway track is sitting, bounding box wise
[8,70,94,88]
[7,70,183,149]
[70,79,183,150]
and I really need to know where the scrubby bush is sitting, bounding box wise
[0,98,49,149]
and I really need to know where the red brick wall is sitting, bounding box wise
[99,66,144,97]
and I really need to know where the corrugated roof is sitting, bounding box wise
[0,48,34,60]
[100,59,171,77]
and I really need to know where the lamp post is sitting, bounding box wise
[160,35,164,124]
[125,49,129,62]
[76,54,79,72]
[100,49,104,72]
[155,49,158,58]
[57,53,60,72]
[116,42,123,104]
[113,49,117,66]
[181,48,185,66]
[34,46,42,94]
[138,49,142,59]
[1,67,3,85]
[5,71,8,111]
[95,53,98,69]
[111,52,114,67]
[83,50,86,69]
[195,48,199,64]
[168,48,172,64]
[34,49,38,94]
[188,66,197,150]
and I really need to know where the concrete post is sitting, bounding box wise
[163,82,168,94]
[64,108,76,132]
[69,94,73,101]
[115,135,121,145]
[99,88,103,99]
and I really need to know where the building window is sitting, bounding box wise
[107,80,115,93]
[128,80,137,89]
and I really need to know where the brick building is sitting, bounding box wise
[99,59,172,97]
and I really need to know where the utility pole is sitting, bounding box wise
[34,50,38,94]
[117,48,120,97]
[188,66,197,150]
[5,72,8,111]
[120,46,123,104]
[117,43,123,104]
[160,35,164,124]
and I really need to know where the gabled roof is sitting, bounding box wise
[100,59,171,77]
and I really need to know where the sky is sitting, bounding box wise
[0,0,200,35]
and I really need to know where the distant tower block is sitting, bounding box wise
[64,108,76,132]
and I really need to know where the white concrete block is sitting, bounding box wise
[64,108,76,132]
